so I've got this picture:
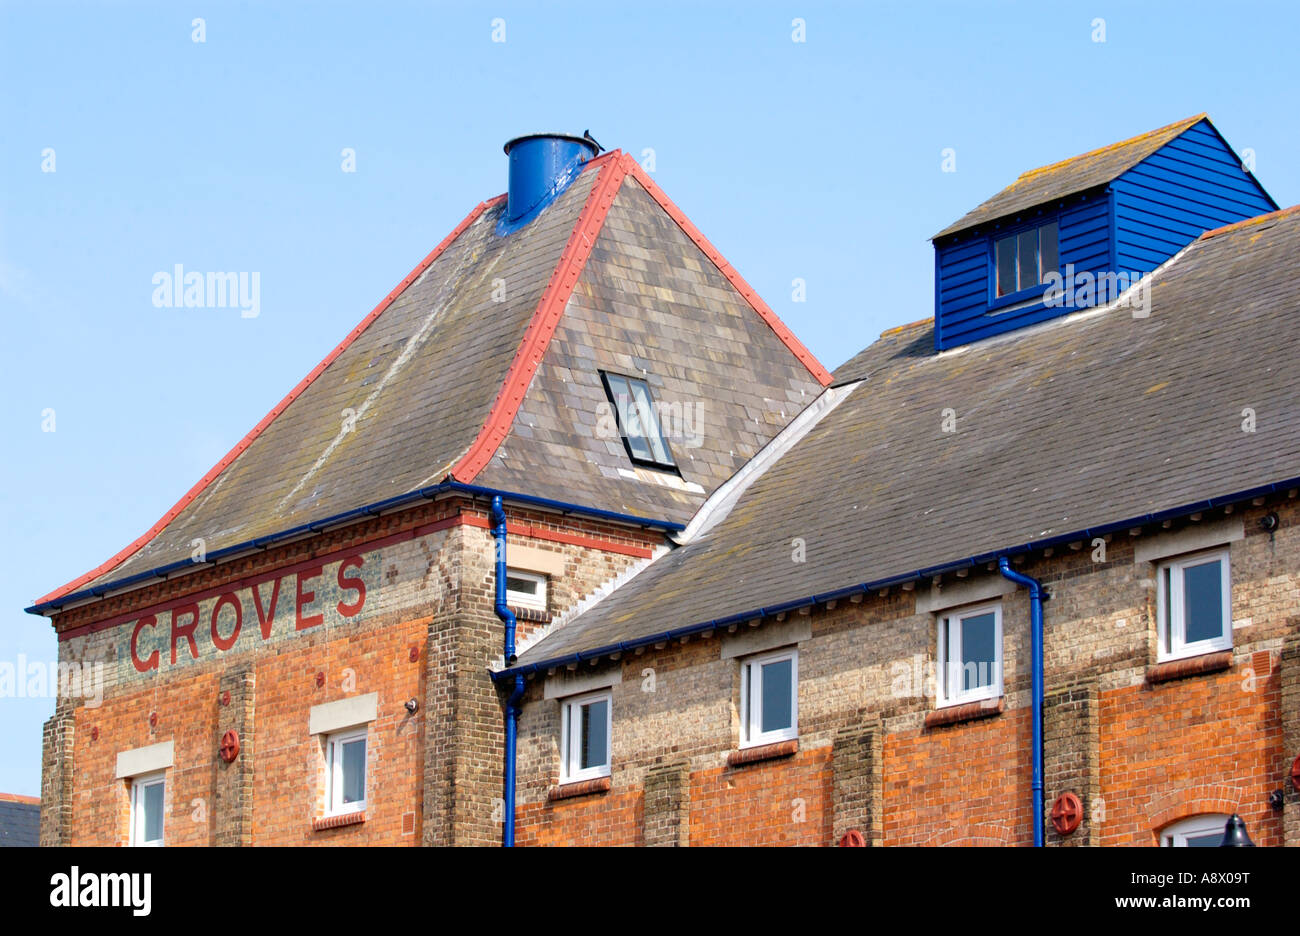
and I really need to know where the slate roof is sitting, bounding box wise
[474,174,829,521]
[33,152,828,612]
[513,205,1300,669]
[0,795,39,847]
[932,114,1207,240]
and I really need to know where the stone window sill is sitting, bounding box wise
[925,696,1005,729]
[727,739,798,767]
[1146,651,1232,684]
[313,811,365,831]
[548,776,611,801]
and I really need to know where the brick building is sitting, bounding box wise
[28,119,1300,847]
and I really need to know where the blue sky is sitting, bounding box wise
[1,0,1296,795]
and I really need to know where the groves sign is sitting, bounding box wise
[124,551,375,677]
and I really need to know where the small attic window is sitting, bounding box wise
[995,220,1058,297]
[600,371,676,470]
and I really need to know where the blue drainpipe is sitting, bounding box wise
[491,495,526,847]
[998,556,1045,848]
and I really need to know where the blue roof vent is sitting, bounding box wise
[498,132,601,235]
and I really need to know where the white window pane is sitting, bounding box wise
[580,699,608,770]
[760,658,793,733]
[996,237,1016,296]
[341,738,365,805]
[1183,831,1223,847]
[143,782,164,842]
[1182,559,1223,643]
[1039,222,1058,279]
[1017,229,1039,289]
[630,380,672,465]
[506,575,537,595]
[961,612,997,691]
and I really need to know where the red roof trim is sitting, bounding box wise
[622,157,832,386]
[35,198,500,608]
[451,151,629,481]
[1198,203,1300,241]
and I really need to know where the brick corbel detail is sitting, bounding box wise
[548,776,612,801]
[1281,627,1300,846]
[727,739,798,767]
[1145,651,1232,684]
[643,759,690,847]
[924,697,1004,729]
[1043,676,1100,846]
[214,667,255,846]
[832,720,883,846]
[39,707,75,847]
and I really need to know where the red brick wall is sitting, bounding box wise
[72,672,220,846]
[1098,660,1284,846]
[250,617,427,845]
[883,709,1032,846]
[689,748,832,846]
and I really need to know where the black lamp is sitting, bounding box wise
[1218,813,1255,847]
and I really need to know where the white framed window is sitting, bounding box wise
[325,727,367,816]
[937,602,1003,708]
[560,690,612,783]
[1157,549,1232,662]
[995,220,1059,297]
[506,569,548,612]
[600,371,677,470]
[1162,814,1229,847]
[740,648,798,748]
[129,772,166,847]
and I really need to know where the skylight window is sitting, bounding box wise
[600,372,676,470]
[995,221,1058,297]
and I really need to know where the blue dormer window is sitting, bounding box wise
[994,221,1058,297]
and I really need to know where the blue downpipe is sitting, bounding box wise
[491,495,524,847]
[998,556,1045,848]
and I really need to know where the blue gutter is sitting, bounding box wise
[25,480,683,616]
[997,557,1045,848]
[493,474,1300,681]
[490,496,526,848]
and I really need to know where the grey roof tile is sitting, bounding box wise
[933,114,1206,240]
[518,207,1300,666]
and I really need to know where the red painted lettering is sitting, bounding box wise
[131,615,160,673]
[210,592,243,652]
[251,575,283,640]
[296,566,324,631]
[336,556,366,618]
[170,603,201,664]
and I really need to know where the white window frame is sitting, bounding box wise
[560,690,612,783]
[129,771,166,847]
[505,568,548,612]
[937,602,1004,708]
[1162,814,1229,847]
[1157,548,1232,662]
[325,727,368,816]
[739,648,799,748]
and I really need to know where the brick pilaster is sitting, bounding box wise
[643,759,690,846]
[832,720,883,845]
[40,707,75,847]
[1282,630,1300,846]
[213,667,255,846]
[1043,676,1100,846]
[422,546,504,847]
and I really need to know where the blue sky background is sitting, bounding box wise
[1,0,1296,795]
